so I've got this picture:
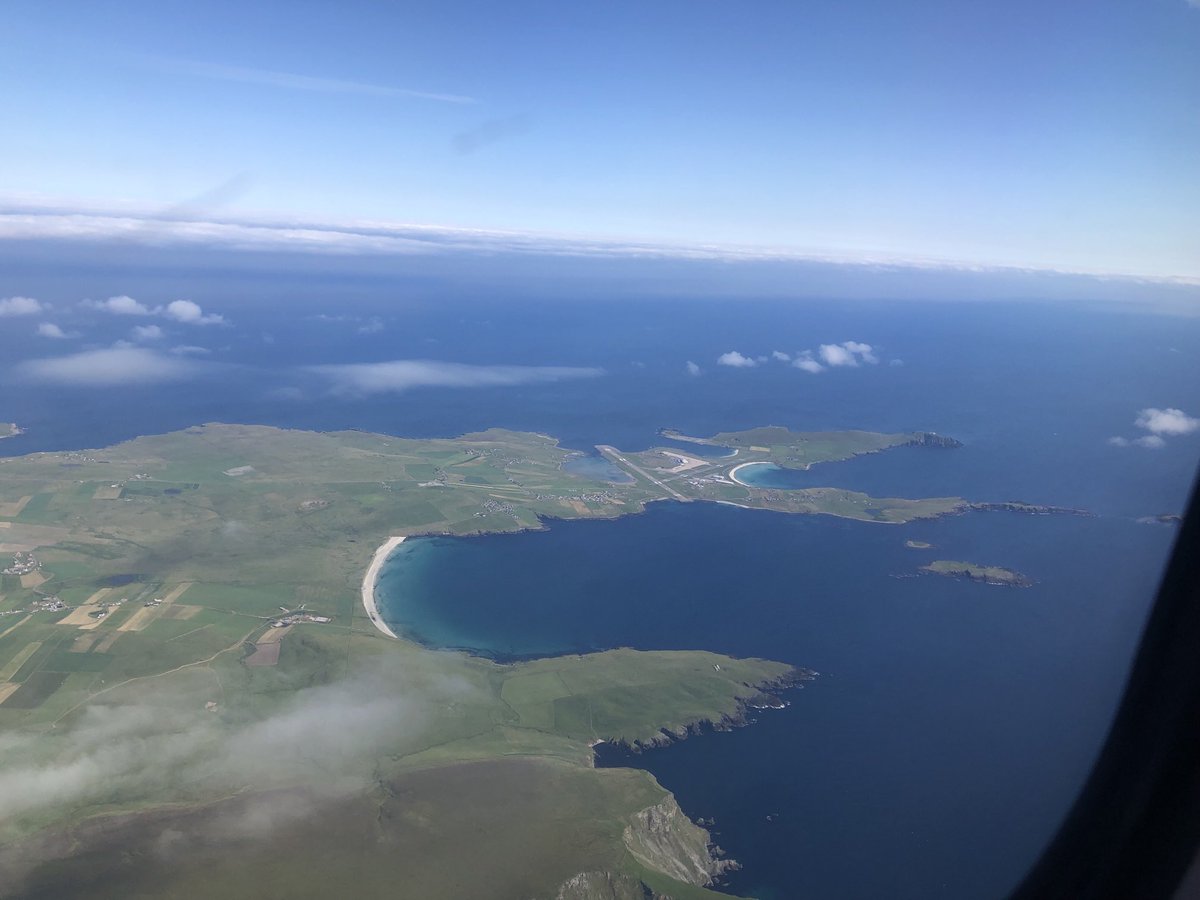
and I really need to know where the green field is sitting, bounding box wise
[0,422,965,898]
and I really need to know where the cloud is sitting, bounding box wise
[818,341,878,367]
[1109,407,1198,449]
[16,347,203,386]
[310,360,604,395]
[1135,408,1200,437]
[80,295,226,325]
[842,341,878,364]
[170,344,211,355]
[0,296,42,316]
[163,299,226,325]
[3,202,1196,286]
[817,344,856,367]
[83,295,154,315]
[0,659,474,834]
[36,322,71,339]
[792,352,824,374]
[160,59,477,104]
[132,324,164,341]
[717,351,756,368]
[771,351,791,362]
[685,360,702,376]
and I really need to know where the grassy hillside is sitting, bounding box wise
[0,422,960,897]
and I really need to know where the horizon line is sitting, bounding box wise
[0,195,1196,289]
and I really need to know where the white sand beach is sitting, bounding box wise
[362,536,405,639]
[728,461,771,486]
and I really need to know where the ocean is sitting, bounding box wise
[3,278,1199,898]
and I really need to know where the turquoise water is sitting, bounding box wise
[730,461,781,486]
[561,454,635,483]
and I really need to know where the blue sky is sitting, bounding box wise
[2,0,1198,279]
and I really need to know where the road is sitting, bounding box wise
[595,445,688,501]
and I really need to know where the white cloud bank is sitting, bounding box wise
[1110,407,1199,449]
[714,341,881,374]
[36,322,70,339]
[0,296,43,316]
[818,341,878,367]
[717,351,757,368]
[311,360,604,395]
[82,296,226,325]
[1135,408,1200,437]
[792,353,824,374]
[163,299,225,325]
[83,295,153,315]
[0,658,472,834]
[7,203,1192,286]
[16,347,203,387]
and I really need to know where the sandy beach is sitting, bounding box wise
[362,536,405,639]
[728,461,771,486]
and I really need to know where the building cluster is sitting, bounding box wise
[269,612,333,628]
[684,474,729,487]
[533,491,618,504]
[476,499,516,518]
[2,552,39,576]
[482,448,530,467]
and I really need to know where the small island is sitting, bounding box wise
[905,540,933,549]
[920,559,1032,587]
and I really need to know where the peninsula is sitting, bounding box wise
[0,422,990,898]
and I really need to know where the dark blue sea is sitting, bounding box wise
[3,259,1199,899]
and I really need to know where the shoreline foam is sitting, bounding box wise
[362,536,406,639]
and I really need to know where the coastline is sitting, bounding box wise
[362,536,406,639]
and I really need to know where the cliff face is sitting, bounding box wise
[622,796,733,887]
[555,871,652,900]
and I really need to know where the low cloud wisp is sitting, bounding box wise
[16,347,204,387]
[311,360,604,395]
[0,659,475,831]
